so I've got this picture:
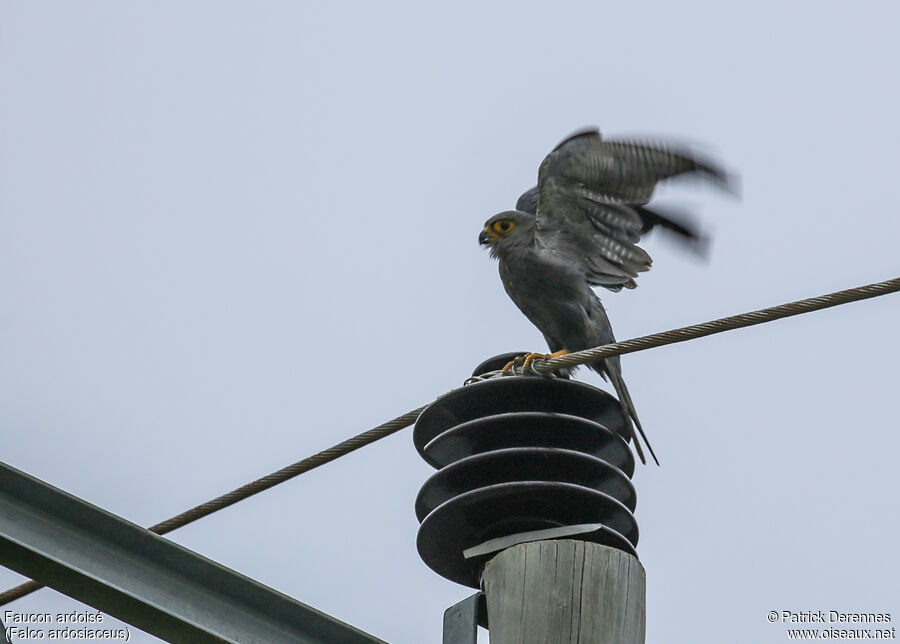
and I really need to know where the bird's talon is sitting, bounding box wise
[501,355,525,375]
[521,352,551,374]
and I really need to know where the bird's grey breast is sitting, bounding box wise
[498,246,590,347]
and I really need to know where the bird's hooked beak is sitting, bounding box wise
[478,227,495,246]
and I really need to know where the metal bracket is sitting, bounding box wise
[442,592,487,644]
[463,522,636,560]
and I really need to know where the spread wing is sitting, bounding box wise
[531,127,734,291]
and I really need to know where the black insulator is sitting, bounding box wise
[414,354,641,588]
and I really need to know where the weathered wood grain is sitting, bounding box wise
[482,540,645,644]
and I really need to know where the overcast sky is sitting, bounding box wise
[2,3,898,643]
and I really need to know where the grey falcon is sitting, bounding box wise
[479,127,735,465]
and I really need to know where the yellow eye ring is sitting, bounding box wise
[493,220,514,234]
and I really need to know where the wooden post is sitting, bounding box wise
[482,540,645,644]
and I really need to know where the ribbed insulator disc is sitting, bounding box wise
[415,447,636,522]
[417,481,638,588]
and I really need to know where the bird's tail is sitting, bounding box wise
[598,357,659,466]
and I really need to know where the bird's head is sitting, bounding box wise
[479,210,534,258]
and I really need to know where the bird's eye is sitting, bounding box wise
[493,220,514,234]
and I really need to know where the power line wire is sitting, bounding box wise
[0,407,426,605]
[535,277,899,374]
[2,275,898,606]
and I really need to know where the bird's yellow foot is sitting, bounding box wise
[502,350,571,375]
[523,349,571,373]
[520,352,550,373]
[501,355,526,375]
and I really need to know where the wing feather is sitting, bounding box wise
[530,127,731,290]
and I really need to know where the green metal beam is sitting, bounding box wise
[0,461,387,644]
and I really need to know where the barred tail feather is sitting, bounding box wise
[597,358,659,466]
